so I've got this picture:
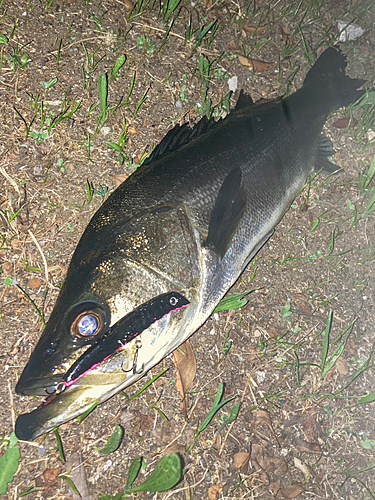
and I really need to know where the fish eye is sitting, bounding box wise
[71,309,105,339]
[169,296,178,306]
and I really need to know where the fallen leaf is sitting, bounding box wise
[128,126,137,134]
[174,340,197,397]
[64,452,90,500]
[280,25,291,41]
[42,468,61,484]
[295,439,322,454]
[123,0,133,8]
[232,452,250,468]
[243,25,267,36]
[28,277,42,289]
[238,54,275,72]
[228,40,240,50]
[269,480,281,495]
[302,410,317,442]
[280,483,304,498]
[110,174,127,188]
[208,482,226,500]
[336,357,349,376]
[332,116,351,129]
[293,457,310,478]
[253,410,280,445]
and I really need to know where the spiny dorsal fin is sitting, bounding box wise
[205,167,246,259]
[144,90,260,165]
[143,115,216,165]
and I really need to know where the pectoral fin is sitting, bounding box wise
[205,167,246,258]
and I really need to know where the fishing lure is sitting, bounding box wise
[58,292,190,392]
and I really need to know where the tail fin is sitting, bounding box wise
[303,47,365,111]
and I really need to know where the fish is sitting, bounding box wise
[15,47,364,441]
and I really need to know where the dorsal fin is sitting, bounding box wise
[144,90,259,165]
[143,115,216,165]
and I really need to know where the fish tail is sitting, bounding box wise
[303,47,365,111]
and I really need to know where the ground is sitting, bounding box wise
[1,0,375,499]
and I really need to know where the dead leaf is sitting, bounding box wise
[128,126,137,134]
[332,116,357,129]
[123,0,133,8]
[42,468,61,484]
[64,452,91,500]
[243,25,267,36]
[232,452,250,468]
[174,340,197,397]
[208,483,226,500]
[280,483,304,498]
[269,480,281,495]
[28,277,42,289]
[253,410,280,445]
[295,439,322,454]
[110,174,127,188]
[302,410,317,442]
[280,25,291,41]
[238,54,275,72]
[293,457,310,478]
[228,40,240,50]
[336,357,349,376]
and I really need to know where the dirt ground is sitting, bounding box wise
[1,0,375,499]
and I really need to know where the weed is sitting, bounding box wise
[42,78,58,90]
[109,54,126,80]
[137,33,155,53]
[106,117,128,164]
[187,383,235,452]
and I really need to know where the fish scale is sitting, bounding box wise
[15,47,364,441]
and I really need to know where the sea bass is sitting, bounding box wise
[15,47,363,441]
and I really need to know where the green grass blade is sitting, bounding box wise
[128,368,168,401]
[76,400,99,423]
[53,428,65,462]
[98,72,108,123]
[321,310,333,373]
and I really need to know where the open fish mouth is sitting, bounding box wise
[15,292,191,441]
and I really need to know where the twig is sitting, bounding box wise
[28,229,49,285]
[8,379,15,430]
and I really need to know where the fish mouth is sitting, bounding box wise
[15,375,62,396]
[15,368,130,441]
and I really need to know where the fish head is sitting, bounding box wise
[16,208,199,440]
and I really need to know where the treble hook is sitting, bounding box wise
[122,339,144,375]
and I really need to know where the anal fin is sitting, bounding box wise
[205,167,246,258]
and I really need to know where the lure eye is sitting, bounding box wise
[71,309,105,339]
[169,296,178,306]
[78,314,98,336]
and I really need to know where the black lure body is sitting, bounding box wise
[62,292,190,388]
